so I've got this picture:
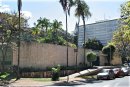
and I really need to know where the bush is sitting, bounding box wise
[86,52,97,67]
[51,65,61,81]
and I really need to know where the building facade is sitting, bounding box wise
[77,19,119,47]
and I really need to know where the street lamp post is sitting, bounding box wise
[17,0,22,80]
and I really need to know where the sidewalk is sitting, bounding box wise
[8,68,100,86]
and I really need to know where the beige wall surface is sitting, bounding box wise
[13,42,85,69]
[13,42,122,69]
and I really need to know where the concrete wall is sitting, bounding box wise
[13,42,122,69]
[13,42,86,69]
[111,51,122,65]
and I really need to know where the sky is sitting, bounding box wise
[0,0,127,33]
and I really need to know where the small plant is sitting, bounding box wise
[51,64,61,81]
[86,52,97,67]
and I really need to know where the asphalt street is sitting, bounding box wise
[76,76,130,87]
[49,76,130,87]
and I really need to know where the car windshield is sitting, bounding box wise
[100,69,109,73]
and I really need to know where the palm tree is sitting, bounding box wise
[59,0,74,82]
[52,19,62,44]
[74,0,91,65]
[17,0,22,80]
[37,17,50,34]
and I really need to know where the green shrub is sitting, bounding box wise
[51,65,61,81]
[86,52,97,67]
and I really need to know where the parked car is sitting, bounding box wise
[121,67,130,76]
[97,69,115,80]
[128,63,130,67]
[113,68,124,77]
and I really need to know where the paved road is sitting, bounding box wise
[76,76,130,87]
[49,76,130,87]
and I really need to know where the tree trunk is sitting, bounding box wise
[17,9,21,80]
[83,15,86,66]
[76,17,80,72]
[46,27,47,34]
[66,11,69,82]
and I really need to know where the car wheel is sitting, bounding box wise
[97,77,100,80]
[107,76,110,80]
[113,76,115,79]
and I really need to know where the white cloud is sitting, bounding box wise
[21,11,32,19]
[0,5,11,12]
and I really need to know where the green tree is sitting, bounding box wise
[85,38,103,50]
[51,19,62,44]
[112,25,130,63]
[111,1,130,64]
[73,23,79,46]
[0,12,26,71]
[121,1,130,18]
[102,44,115,65]
[74,0,91,65]
[59,0,74,82]
[86,52,97,67]
[37,17,50,34]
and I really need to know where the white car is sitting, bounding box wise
[121,67,130,76]
[97,69,115,80]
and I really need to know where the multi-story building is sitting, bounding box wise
[77,19,119,47]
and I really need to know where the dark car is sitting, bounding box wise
[97,69,115,80]
[113,68,124,77]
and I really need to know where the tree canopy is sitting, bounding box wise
[85,38,103,50]
[102,44,115,65]
[86,51,97,67]
[111,1,130,63]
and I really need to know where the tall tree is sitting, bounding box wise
[59,0,74,82]
[17,0,22,80]
[37,17,50,33]
[52,19,62,44]
[121,1,130,18]
[112,25,130,63]
[74,0,91,65]
[111,1,130,64]
[0,11,27,74]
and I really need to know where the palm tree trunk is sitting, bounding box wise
[77,17,80,47]
[66,11,69,82]
[83,16,86,66]
[76,17,80,72]
[46,27,48,36]
[17,7,21,80]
